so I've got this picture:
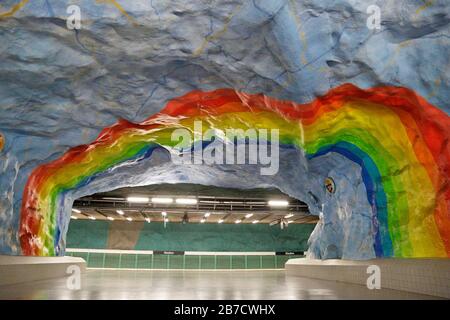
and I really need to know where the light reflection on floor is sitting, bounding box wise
[0,269,441,300]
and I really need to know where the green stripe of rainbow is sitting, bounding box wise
[19,84,450,257]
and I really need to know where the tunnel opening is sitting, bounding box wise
[66,183,318,270]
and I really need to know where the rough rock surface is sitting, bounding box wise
[0,0,449,258]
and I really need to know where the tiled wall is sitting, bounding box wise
[67,250,304,270]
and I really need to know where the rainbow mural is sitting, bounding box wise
[19,84,450,257]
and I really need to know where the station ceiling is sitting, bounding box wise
[72,184,318,225]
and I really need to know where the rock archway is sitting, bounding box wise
[18,84,450,259]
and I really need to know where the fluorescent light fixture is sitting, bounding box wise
[151,197,173,204]
[200,219,206,223]
[88,216,96,220]
[268,200,289,207]
[127,196,149,203]
[161,211,167,217]
[107,217,114,221]
[284,213,294,219]
[175,198,197,205]
[218,219,224,224]
[204,212,211,218]
[235,219,242,224]
[252,220,259,224]
[164,218,169,223]
[288,220,294,224]
[126,217,133,222]
[245,213,253,219]
[70,216,78,220]
[116,210,125,215]
[145,218,151,223]
[72,208,81,214]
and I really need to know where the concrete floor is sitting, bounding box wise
[0,269,441,300]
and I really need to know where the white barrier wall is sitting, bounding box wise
[0,255,86,286]
[286,258,450,299]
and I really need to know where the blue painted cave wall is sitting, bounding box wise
[0,0,449,259]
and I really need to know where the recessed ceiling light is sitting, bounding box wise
[126,217,133,222]
[127,196,149,203]
[200,219,206,223]
[151,197,173,204]
[245,213,253,219]
[116,210,125,215]
[235,219,242,224]
[175,198,197,205]
[145,218,151,223]
[161,211,167,217]
[72,208,81,214]
[71,216,78,220]
[218,219,224,224]
[252,220,259,224]
[284,213,294,219]
[88,216,96,220]
[268,200,289,207]
[204,212,211,218]
[102,197,124,201]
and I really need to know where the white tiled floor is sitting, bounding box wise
[0,269,442,300]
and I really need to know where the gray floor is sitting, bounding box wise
[0,269,441,300]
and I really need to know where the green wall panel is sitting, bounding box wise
[137,255,152,269]
[72,251,304,269]
[104,253,120,268]
[169,255,184,269]
[88,252,105,268]
[66,220,109,249]
[66,220,315,252]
